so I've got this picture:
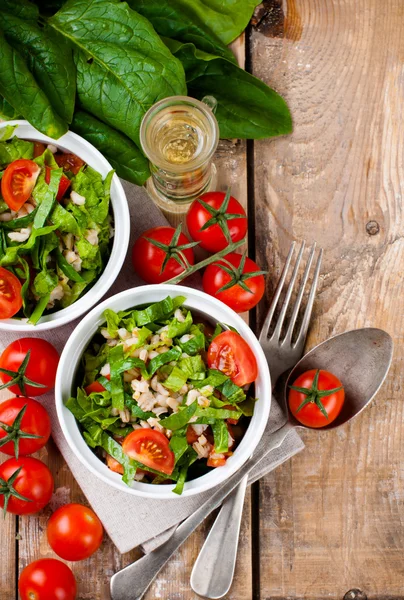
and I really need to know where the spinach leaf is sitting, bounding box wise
[108,345,125,411]
[167,310,193,338]
[124,394,155,420]
[166,40,292,140]
[130,0,237,63]
[0,33,67,139]
[49,0,187,146]
[2,0,76,123]
[0,96,20,120]
[71,111,150,186]
[158,0,260,45]
[177,324,206,355]
[56,249,85,283]
[173,447,198,495]
[163,366,188,393]
[28,294,50,325]
[132,296,186,327]
[238,396,257,417]
[33,168,62,228]
[0,224,58,266]
[195,406,242,420]
[148,346,182,377]
[169,434,190,465]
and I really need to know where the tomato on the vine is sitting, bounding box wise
[19,558,77,600]
[122,429,175,475]
[47,503,104,561]
[202,252,266,313]
[207,330,258,387]
[187,189,247,252]
[0,397,51,458]
[1,159,40,211]
[0,266,23,319]
[132,225,197,284]
[0,457,53,515]
[288,369,345,428]
[0,337,59,396]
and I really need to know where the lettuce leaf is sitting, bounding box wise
[0,137,34,166]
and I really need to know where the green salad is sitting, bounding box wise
[66,296,257,495]
[0,125,113,324]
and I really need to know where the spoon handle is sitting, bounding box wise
[190,474,248,598]
[110,421,294,600]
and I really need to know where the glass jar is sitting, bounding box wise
[140,95,219,212]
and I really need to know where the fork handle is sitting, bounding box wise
[190,474,248,598]
[109,422,294,600]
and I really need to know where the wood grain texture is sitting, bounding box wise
[251,0,404,598]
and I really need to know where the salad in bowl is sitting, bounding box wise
[56,285,271,498]
[0,121,129,330]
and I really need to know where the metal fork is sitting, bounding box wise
[190,241,323,599]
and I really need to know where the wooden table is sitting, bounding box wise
[2,1,404,598]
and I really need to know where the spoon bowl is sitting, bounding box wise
[285,328,393,430]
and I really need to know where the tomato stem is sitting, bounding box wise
[290,369,344,420]
[146,223,199,275]
[197,188,246,244]
[0,350,47,396]
[0,466,32,516]
[0,405,43,460]
[214,251,267,295]
[165,236,246,285]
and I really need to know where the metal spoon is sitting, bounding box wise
[190,327,393,599]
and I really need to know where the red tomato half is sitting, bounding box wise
[207,331,258,387]
[0,397,51,457]
[0,337,59,396]
[132,226,195,284]
[0,457,53,515]
[122,429,175,475]
[47,503,104,561]
[0,266,23,319]
[202,252,265,313]
[19,558,77,600]
[288,369,345,428]
[1,159,40,211]
[187,191,247,252]
[45,166,71,201]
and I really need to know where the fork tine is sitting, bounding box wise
[259,242,296,343]
[270,241,306,341]
[283,243,316,343]
[294,248,323,347]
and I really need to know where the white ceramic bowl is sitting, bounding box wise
[0,120,130,331]
[55,285,271,498]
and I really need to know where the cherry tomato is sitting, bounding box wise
[288,369,345,428]
[106,453,124,475]
[84,375,110,395]
[132,226,195,284]
[186,190,247,252]
[0,457,53,515]
[47,503,104,561]
[0,397,51,458]
[0,266,23,319]
[45,166,71,201]
[0,338,59,396]
[202,252,265,313]
[207,331,258,387]
[1,159,40,211]
[122,429,175,475]
[19,558,77,600]
[207,454,227,467]
[55,152,85,174]
[33,142,46,158]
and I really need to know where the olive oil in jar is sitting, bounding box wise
[140,96,219,208]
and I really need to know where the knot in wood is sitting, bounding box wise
[366,221,380,236]
[344,589,367,600]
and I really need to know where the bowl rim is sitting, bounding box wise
[55,284,271,498]
[0,120,130,332]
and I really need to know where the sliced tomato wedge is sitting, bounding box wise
[33,142,46,158]
[45,166,71,201]
[0,267,23,319]
[186,425,199,445]
[1,159,40,211]
[207,331,258,387]
[84,374,110,395]
[122,429,175,476]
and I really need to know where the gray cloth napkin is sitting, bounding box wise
[0,182,304,554]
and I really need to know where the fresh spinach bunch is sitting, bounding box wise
[0,0,292,187]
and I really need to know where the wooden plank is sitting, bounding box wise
[251,0,404,598]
